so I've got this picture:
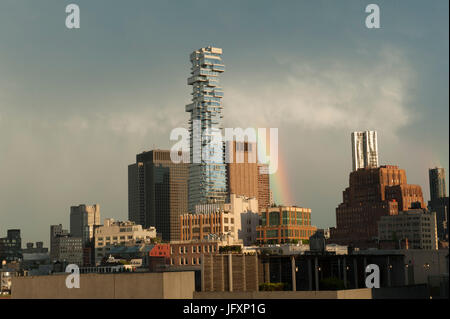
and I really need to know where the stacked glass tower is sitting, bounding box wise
[185,46,227,212]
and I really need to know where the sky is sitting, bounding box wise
[0,0,448,246]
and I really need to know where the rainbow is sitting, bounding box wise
[253,128,295,207]
[269,145,294,206]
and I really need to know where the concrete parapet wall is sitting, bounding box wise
[194,288,373,299]
[12,271,195,299]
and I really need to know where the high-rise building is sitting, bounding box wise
[128,150,189,242]
[351,131,379,171]
[428,167,449,241]
[70,204,100,246]
[186,46,227,212]
[331,165,425,246]
[257,164,270,213]
[429,167,447,200]
[226,141,258,200]
[49,224,83,265]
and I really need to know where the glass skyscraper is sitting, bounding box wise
[185,46,227,212]
[429,167,447,200]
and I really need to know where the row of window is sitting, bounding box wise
[171,257,202,266]
[172,245,217,254]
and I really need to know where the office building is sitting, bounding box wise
[0,229,22,262]
[351,131,379,171]
[181,194,258,245]
[230,194,260,246]
[49,225,83,265]
[94,218,157,264]
[429,167,447,200]
[128,149,189,241]
[70,204,100,246]
[185,46,227,212]
[258,164,271,212]
[332,165,425,246]
[226,141,258,200]
[180,211,233,242]
[256,206,317,244]
[428,167,449,241]
[378,209,438,250]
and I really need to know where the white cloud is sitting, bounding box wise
[224,47,416,139]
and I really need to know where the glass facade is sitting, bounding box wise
[186,47,227,212]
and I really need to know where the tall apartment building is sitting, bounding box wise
[128,149,189,242]
[70,204,100,246]
[186,46,227,212]
[0,229,22,262]
[257,164,270,213]
[256,206,317,244]
[332,165,425,246]
[378,209,438,250]
[49,224,83,265]
[94,218,157,264]
[351,131,379,171]
[428,167,449,241]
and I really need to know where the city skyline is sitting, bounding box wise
[0,1,448,246]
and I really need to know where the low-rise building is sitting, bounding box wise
[169,239,240,267]
[94,219,157,264]
[257,206,317,244]
[181,194,259,246]
[378,209,438,250]
[21,242,50,270]
[0,229,22,263]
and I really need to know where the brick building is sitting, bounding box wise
[181,194,258,245]
[332,165,426,246]
[257,164,270,212]
[169,240,222,267]
[226,141,258,200]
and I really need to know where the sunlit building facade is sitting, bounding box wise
[256,206,317,244]
[186,46,227,212]
[351,131,379,171]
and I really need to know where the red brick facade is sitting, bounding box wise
[332,165,425,246]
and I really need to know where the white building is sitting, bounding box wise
[351,131,379,171]
[229,194,259,246]
[94,219,157,264]
[194,194,259,246]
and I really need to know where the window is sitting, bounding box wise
[269,212,280,226]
